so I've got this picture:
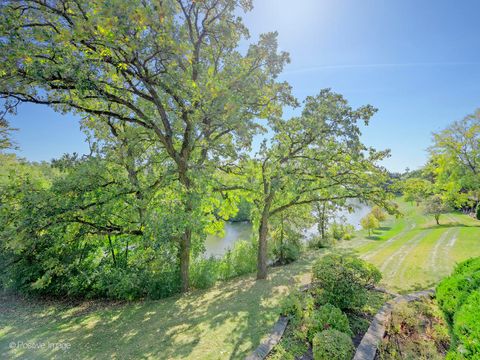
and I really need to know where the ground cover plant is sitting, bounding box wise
[377,298,450,360]
[268,253,388,360]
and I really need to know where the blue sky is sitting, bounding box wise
[8,0,480,172]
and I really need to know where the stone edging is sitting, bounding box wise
[245,286,434,360]
[245,316,289,360]
[245,284,312,360]
[352,289,435,360]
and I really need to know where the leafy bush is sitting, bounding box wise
[453,290,480,357]
[217,240,257,280]
[279,290,304,320]
[228,240,257,276]
[190,257,219,289]
[272,241,301,265]
[329,222,355,241]
[436,259,480,323]
[307,235,333,249]
[312,253,382,310]
[306,303,352,341]
[312,329,354,360]
[476,203,480,220]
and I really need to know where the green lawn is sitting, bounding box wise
[1,201,479,359]
[348,201,480,292]
[0,252,319,360]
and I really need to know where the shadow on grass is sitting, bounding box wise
[0,252,321,360]
[422,223,480,230]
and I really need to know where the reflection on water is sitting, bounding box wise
[204,222,253,258]
[204,200,371,257]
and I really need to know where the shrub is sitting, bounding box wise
[329,222,355,241]
[279,290,304,320]
[436,260,480,323]
[476,203,480,220]
[312,253,382,310]
[228,240,257,276]
[272,241,301,265]
[190,257,219,289]
[453,257,480,276]
[312,329,354,360]
[307,235,333,249]
[217,240,257,280]
[306,303,352,341]
[453,290,480,357]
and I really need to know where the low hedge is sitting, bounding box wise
[452,290,480,357]
[436,258,480,323]
[312,329,354,360]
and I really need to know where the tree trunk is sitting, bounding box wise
[257,199,272,280]
[180,228,191,292]
[178,164,193,292]
[435,215,440,225]
[108,234,116,267]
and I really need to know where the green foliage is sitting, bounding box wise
[330,222,355,241]
[312,329,354,360]
[279,290,304,320]
[476,203,480,220]
[272,241,301,265]
[453,290,480,357]
[402,178,432,205]
[428,110,480,210]
[306,304,352,341]
[360,213,380,236]
[436,257,480,323]
[371,206,387,222]
[312,253,382,310]
[224,240,257,277]
[189,240,257,289]
[190,257,219,289]
[424,194,451,225]
[229,198,253,222]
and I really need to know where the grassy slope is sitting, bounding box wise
[1,200,479,359]
[0,252,319,360]
[347,200,480,292]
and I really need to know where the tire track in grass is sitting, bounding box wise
[447,233,458,248]
[429,228,456,271]
[379,228,432,280]
[362,221,416,260]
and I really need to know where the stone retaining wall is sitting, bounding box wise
[245,287,434,360]
[352,289,435,360]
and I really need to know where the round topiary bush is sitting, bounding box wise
[306,303,352,341]
[312,253,381,310]
[312,329,354,360]
[453,290,480,357]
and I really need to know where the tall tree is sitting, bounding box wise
[233,90,395,279]
[0,0,292,291]
[428,110,480,210]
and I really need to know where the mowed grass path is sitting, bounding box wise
[349,201,480,292]
[1,201,479,359]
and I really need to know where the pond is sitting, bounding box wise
[204,200,371,257]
